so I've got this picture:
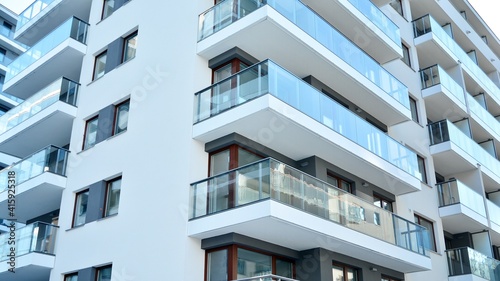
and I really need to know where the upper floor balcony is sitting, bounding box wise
[5,17,88,98]
[488,200,500,239]
[446,247,500,281]
[0,222,58,281]
[437,179,488,234]
[0,25,26,56]
[189,158,431,273]
[297,0,403,63]
[197,0,411,126]
[413,14,500,109]
[0,145,68,222]
[15,0,92,46]
[419,64,467,121]
[0,78,78,158]
[428,120,500,184]
[467,94,500,148]
[193,60,422,195]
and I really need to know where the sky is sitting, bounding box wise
[0,0,498,38]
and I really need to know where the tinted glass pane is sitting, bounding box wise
[106,178,121,216]
[114,101,129,134]
[237,248,272,278]
[94,52,107,80]
[123,33,138,62]
[276,259,293,278]
[238,148,262,167]
[208,249,228,281]
[97,266,112,281]
[73,191,89,227]
[84,117,99,149]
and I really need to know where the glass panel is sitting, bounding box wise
[237,248,272,278]
[437,180,486,217]
[7,18,89,82]
[197,0,408,108]
[332,265,344,281]
[123,32,137,62]
[17,0,56,30]
[210,149,230,176]
[0,222,58,260]
[84,117,99,150]
[276,259,293,278]
[194,60,418,178]
[114,101,129,134]
[97,266,112,281]
[446,247,500,280]
[65,274,78,281]
[238,148,262,166]
[208,249,228,281]
[73,191,89,227]
[0,146,69,191]
[102,0,115,19]
[94,52,107,80]
[105,178,121,216]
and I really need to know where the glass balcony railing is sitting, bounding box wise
[436,179,486,217]
[6,17,89,83]
[190,158,429,256]
[0,145,69,192]
[428,120,500,176]
[0,25,14,39]
[346,0,401,45]
[419,64,466,106]
[467,94,500,138]
[194,60,420,178]
[0,222,58,261]
[235,274,299,281]
[413,15,500,106]
[0,77,78,135]
[17,0,57,31]
[487,200,500,227]
[198,0,409,108]
[446,247,500,280]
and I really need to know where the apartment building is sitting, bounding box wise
[0,0,499,280]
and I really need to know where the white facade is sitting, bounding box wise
[0,0,500,281]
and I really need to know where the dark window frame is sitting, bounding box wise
[326,172,353,194]
[64,273,79,281]
[93,50,108,81]
[373,193,394,212]
[122,31,138,63]
[402,43,411,67]
[103,176,122,217]
[205,245,295,281]
[101,0,115,19]
[414,214,437,251]
[332,262,359,281]
[72,189,90,227]
[95,265,112,281]
[389,0,403,17]
[382,276,402,281]
[83,116,99,150]
[112,99,130,135]
[409,97,419,123]
[417,155,428,183]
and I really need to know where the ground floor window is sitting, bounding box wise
[332,262,358,281]
[206,246,294,281]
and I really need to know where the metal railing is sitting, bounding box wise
[194,60,420,179]
[190,158,429,256]
[446,247,500,280]
[419,64,466,106]
[198,0,409,108]
[436,179,486,217]
[0,145,69,192]
[0,222,58,261]
[233,274,299,281]
[6,17,89,82]
[0,77,79,135]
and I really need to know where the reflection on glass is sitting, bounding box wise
[208,249,228,281]
[237,248,272,278]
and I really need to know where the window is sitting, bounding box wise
[209,145,263,176]
[206,246,294,281]
[332,263,358,281]
[83,116,99,150]
[409,97,419,123]
[104,177,121,217]
[417,155,427,183]
[414,214,436,251]
[402,44,411,67]
[96,265,112,281]
[93,51,107,80]
[390,0,403,16]
[326,173,352,194]
[122,32,138,63]
[73,190,89,227]
[102,0,115,19]
[373,194,393,212]
[64,273,78,281]
[113,100,129,135]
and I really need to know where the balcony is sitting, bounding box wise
[488,201,500,236]
[0,222,58,281]
[194,60,421,195]
[189,158,430,272]
[15,0,92,45]
[446,247,500,281]
[235,275,299,281]
[437,180,488,234]
[0,146,68,222]
[413,15,500,108]
[419,65,467,122]
[0,78,78,158]
[0,25,26,56]
[198,0,411,125]
[467,94,500,146]
[428,120,500,184]
[298,0,402,63]
[4,17,88,98]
